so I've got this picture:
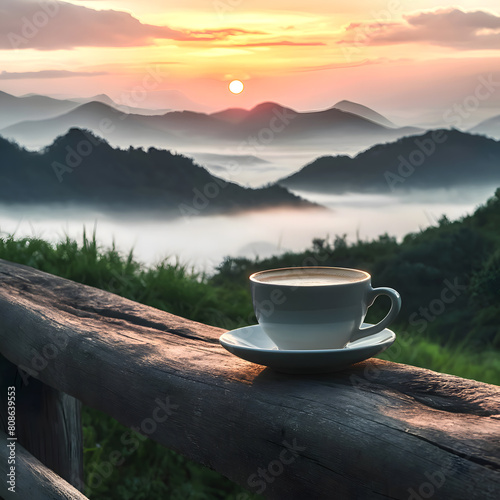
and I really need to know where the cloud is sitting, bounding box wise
[187,28,267,41]
[293,58,384,72]
[232,40,325,48]
[0,70,107,79]
[339,8,500,50]
[0,0,260,50]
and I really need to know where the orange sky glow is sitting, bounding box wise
[1,0,499,122]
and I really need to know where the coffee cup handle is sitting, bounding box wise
[350,287,401,342]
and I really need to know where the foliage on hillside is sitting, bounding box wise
[279,129,500,193]
[0,128,312,213]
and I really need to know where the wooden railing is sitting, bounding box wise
[0,259,499,499]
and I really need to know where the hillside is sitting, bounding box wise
[0,129,317,215]
[278,129,500,193]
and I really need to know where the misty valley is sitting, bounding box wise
[0,91,499,269]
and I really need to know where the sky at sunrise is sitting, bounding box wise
[1,0,500,124]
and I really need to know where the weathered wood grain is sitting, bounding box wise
[0,430,88,500]
[0,259,499,499]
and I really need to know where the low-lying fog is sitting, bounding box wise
[0,186,494,273]
[186,142,371,187]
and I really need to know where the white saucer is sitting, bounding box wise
[219,323,396,374]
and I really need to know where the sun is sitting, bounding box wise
[229,80,244,94]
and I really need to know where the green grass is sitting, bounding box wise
[0,229,498,499]
[0,230,243,329]
[378,334,500,385]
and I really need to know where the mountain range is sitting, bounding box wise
[0,90,80,129]
[278,129,500,193]
[0,90,421,153]
[0,91,172,130]
[2,90,500,155]
[1,101,181,151]
[1,90,500,209]
[0,128,316,216]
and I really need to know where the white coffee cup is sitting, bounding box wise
[250,266,401,350]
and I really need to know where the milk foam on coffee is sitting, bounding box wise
[256,271,365,286]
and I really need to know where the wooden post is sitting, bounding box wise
[0,354,84,492]
[0,430,88,499]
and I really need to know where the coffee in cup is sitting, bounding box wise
[250,266,401,350]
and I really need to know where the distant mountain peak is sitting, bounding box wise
[210,107,249,124]
[90,94,114,104]
[214,107,247,114]
[66,101,125,119]
[249,102,297,114]
[75,100,115,111]
[332,100,395,128]
[70,94,115,106]
[333,100,356,107]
